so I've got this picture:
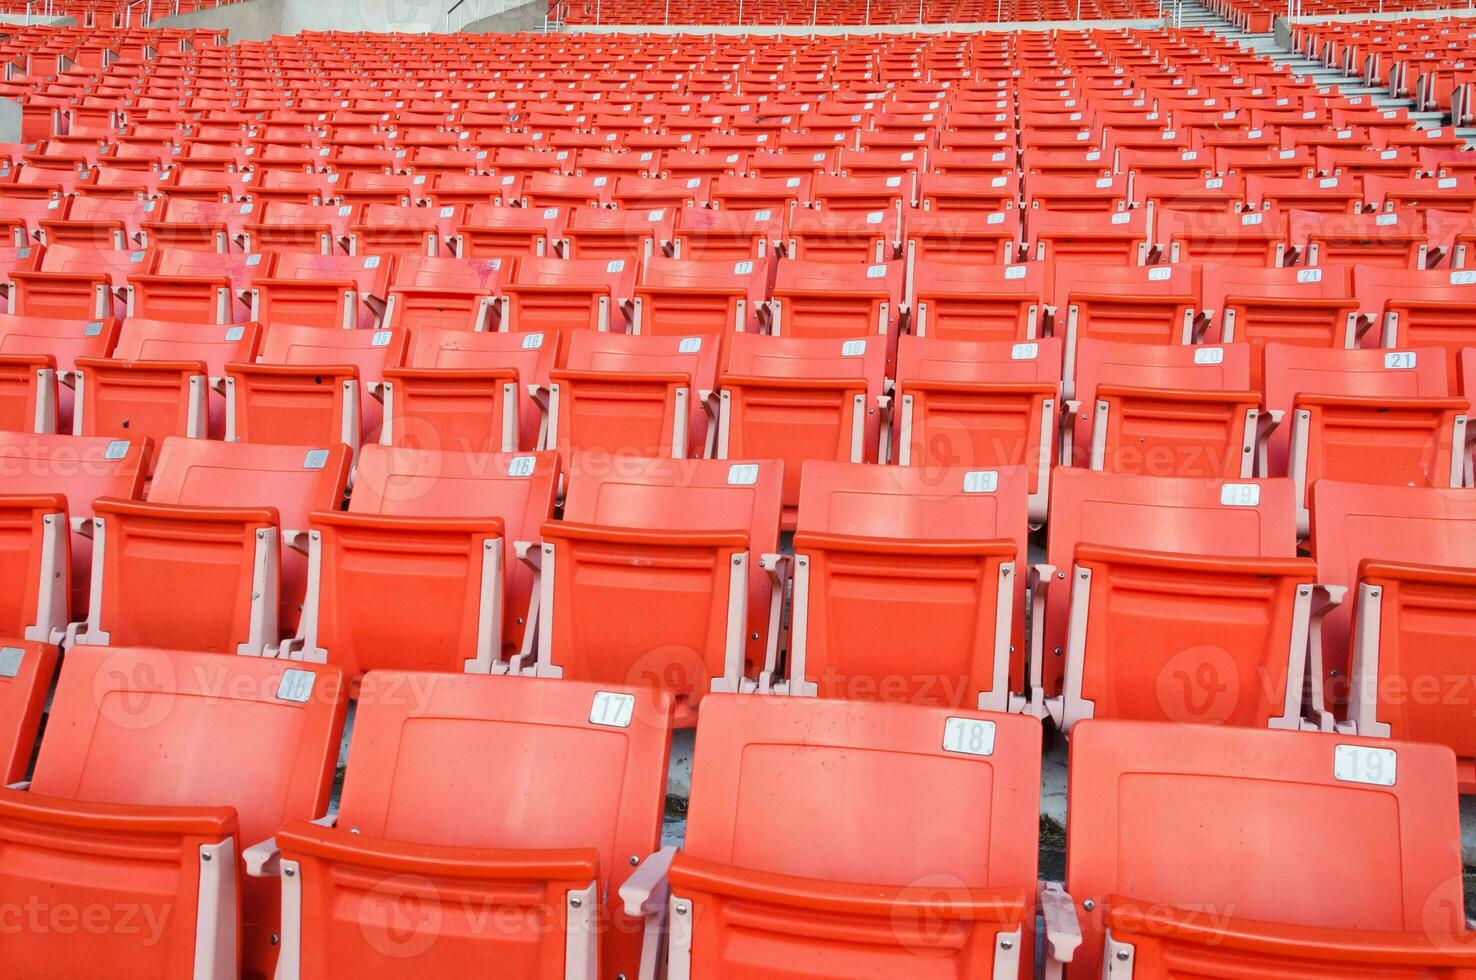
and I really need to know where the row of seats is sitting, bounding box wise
[1,647,1471,978]
[557,0,1163,24]
[1291,13,1476,122]
[3,428,1473,784]
[19,178,1476,257]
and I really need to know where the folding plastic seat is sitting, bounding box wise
[520,172,614,210]
[1366,173,1476,212]
[0,430,150,640]
[1132,173,1243,213]
[530,456,782,725]
[226,323,405,452]
[1286,208,1428,270]
[632,255,769,337]
[426,171,520,208]
[1027,207,1152,265]
[0,638,55,785]
[903,206,1021,262]
[561,205,674,261]
[1025,173,1130,213]
[1053,720,1476,978]
[249,168,337,206]
[0,645,346,980]
[770,460,1027,705]
[1244,173,1362,214]
[81,431,349,651]
[454,203,564,258]
[1029,469,1302,711]
[914,172,1019,214]
[127,249,273,324]
[136,197,251,253]
[249,251,390,331]
[909,259,1049,342]
[346,202,462,257]
[334,171,431,209]
[30,193,136,251]
[241,201,354,255]
[380,324,552,453]
[8,244,154,319]
[712,331,885,528]
[74,319,260,443]
[545,330,717,459]
[892,335,1061,523]
[243,672,673,980]
[1264,343,1466,535]
[769,259,904,345]
[500,254,635,334]
[671,205,785,260]
[283,446,558,676]
[779,207,893,263]
[1042,463,1316,731]
[808,172,910,215]
[0,195,67,247]
[655,695,1043,978]
[380,253,506,332]
[1066,338,1264,479]
[1051,262,1198,396]
[1355,266,1476,389]
[0,311,120,434]
[709,174,810,212]
[1156,207,1286,267]
[611,174,707,210]
[1200,265,1361,382]
[1426,207,1476,268]
[659,148,747,181]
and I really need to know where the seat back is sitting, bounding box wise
[1065,720,1467,979]
[0,313,119,432]
[504,255,635,334]
[538,456,782,724]
[770,259,902,340]
[909,259,1048,341]
[297,447,559,675]
[718,332,885,525]
[0,431,150,624]
[1355,266,1476,389]
[0,639,57,784]
[227,324,407,449]
[672,695,1041,978]
[791,461,1028,709]
[1309,481,1476,715]
[551,330,718,459]
[1071,338,1257,476]
[1040,470,1298,698]
[84,438,349,652]
[385,326,553,453]
[8,645,346,980]
[289,673,671,979]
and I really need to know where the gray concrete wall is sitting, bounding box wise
[463,0,545,32]
[145,0,283,39]
[0,98,20,144]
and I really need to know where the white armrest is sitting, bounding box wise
[71,515,92,536]
[1040,881,1082,980]
[1009,563,1055,718]
[1304,583,1349,732]
[5,780,29,791]
[509,540,543,673]
[620,845,677,918]
[243,837,282,877]
[245,813,335,878]
[282,529,310,555]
